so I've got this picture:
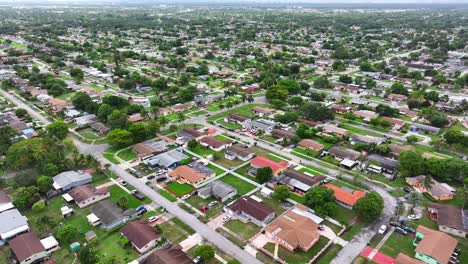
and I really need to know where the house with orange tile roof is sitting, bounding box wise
[250,156,288,176]
[324,183,366,209]
[168,163,215,187]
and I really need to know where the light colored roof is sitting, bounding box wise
[298,139,324,150]
[198,180,236,199]
[144,149,189,168]
[0,209,28,235]
[415,225,458,264]
[40,236,59,250]
[53,171,92,189]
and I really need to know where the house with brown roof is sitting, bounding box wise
[382,117,405,131]
[406,176,455,201]
[225,196,275,227]
[322,124,348,137]
[48,98,68,113]
[251,106,275,118]
[324,183,366,209]
[128,113,144,123]
[268,170,325,195]
[168,164,215,187]
[140,244,193,264]
[298,139,324,152]
[224,114,252,129]
[200,136,232,151]
[413,225,458,264]
[90,122,110,135]
[121,219,161,254]
[68,185,110,208]
[387,93,408,103]
[427,203,468,238]
[297,118,322,128]
[177,128,207,141]
[171,103,192,113]
[271,129,295,140]
[388,144,416,157]
[354,110,379,122]
[131,140,168,160]
[225,144,254,161]
[328,147,360,161]
[330,104,352,114]
[264,205,320,252]
[9,232,48,264]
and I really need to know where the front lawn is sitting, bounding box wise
[157,221,188,243]
[108,185,142,209]
[217,120,242,130]
[379,232,416,258]
[333,206,359,226]
[189,144,216,157]
[224,219,261,241]
[186,195,214,210]
[117,148,137,161]
[264,236,330,264]
[207,163,227,176]
[96,231,138,263]
[207,103,270,121]
[91,171,110,186]
[158,189,177,202]
[166,182,195,196]
[293,147,319,158]
[219,174,256,195]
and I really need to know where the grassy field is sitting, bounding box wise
[166,182,195,196]
[117,148,137,161]
[158,221,188,243]
[333,206,359,226]
[292,147,320,159]
[91,171,111,186]
[316,244,343,264]
[207,163,227,175]
[379,232,416,258]
[218,120,242,130]
[96,231,139,263]
[264,236,330,264]
[219,174,256,195]
[207,103,270,121]
[108,185,142,208]
[189,144,216,157]
[224,220,261,241]
[157,189,177,202]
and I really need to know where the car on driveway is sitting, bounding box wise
[148,216,159,223]
[119,180,127,186]
[395,227,408,235]
[407,215,421,220]
[222,215,231,223]
[208,201,218,207]
[181,194,191,200]
[389,221,400,227]
[147,175,155,180]
[378,225,387,234]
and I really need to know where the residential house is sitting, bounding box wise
[322,124,348,137]
[240,83,259,94]
[68,185,110,208]
[382,117,405,131]
[225,196,275,227]
[200,136,232,151]
[90,122,110,135]
[225,144,254,161]
[74,114,98,127]
[171,103,192,113]
[427,203,468,238]
[144,149,189,169]
[298,139,324,152]
[399,108,418,120]
[387,93,408,103]
[121,219,161,254]
[297,118,322,128]
[0,191,14,213]
[168,163,215,187]
[250,156,289,176]
[271,129,295,140]
[388,144,416,157]
[128,113,144,123]
[251,106,275,118]
[129,97,150,108]
[198,180,237,202]
[52,171,92,191]
[224,114,251,129]
[354,110,379,122]
[0,209,29,241]
[139,244,193,264]
[264,205,320,252]
[9,232,48,264]
[251,119,275,133]
[350,134,384,145]
[268,169,325,195]
[177,128,207,141]
[48,98,68,113]
[328,147,360,161]
[406,176,455,201]
[90,200,137,230]
[330,104,352,114]
[409,123,440,135]
[324,183,366,209]
[363,154,398,175]
[132,140,168,160]
[413,225,458,264]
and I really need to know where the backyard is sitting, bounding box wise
[219,174,257,195]
[166,182,195,196]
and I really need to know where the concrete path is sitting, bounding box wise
[180,233,203,252]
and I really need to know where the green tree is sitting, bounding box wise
[0,126,18,155]
[32,200,46,213]
[108,110,128,129]
[56,225,80,244]
[97,104,113,121]
[313,76,331,89]
[12,186,40,210]
[77,245,99,264]
[129,122,149,143]
[304,186,336,217]
[301,103,334,121]
[187,139,198,150]
[398,151,426,177]
[390,82,408,95]
[194,244,215,261]
[36,176,53,193]
[256,167,273,184]
[106,129,133,148]
[15,108,28,118]
[46,121,69,140]
[273,185,291,201]
[354,192,384,222]
[406,135,419,143]
[69,68,84,83]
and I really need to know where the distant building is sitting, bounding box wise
[298,139,324,152]
[409,123,440,135]
[406,176,455,201]
[322,124,348,137]
[225,196,275,227]
[200,136,232,151]
[225,144,254,161]
[198,180,237,202]
[52,171,92,191]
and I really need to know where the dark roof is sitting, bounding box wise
[228,144,253,158]
[200,136,232,148]
[328,147,360,160]
[227,196,274,222]
[90,121,109,132]
[90,200,135,225]
[178,128,205,139]
[121,219,160,249]
[272,129,295,139]
[9,232,45,262]
[283,170,325,187]
[428,203,468,232]
[140,244,193,264]
[366,154,398,170]
[297,118,322,127]
[228,114,250,122]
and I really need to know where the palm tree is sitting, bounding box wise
[419,176,434,191]
[159,116,169,127]
[177,112,186,124]
[406,191,423,212]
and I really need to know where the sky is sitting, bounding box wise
[0,0,468,4]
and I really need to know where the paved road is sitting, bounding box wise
[0,88,262,264]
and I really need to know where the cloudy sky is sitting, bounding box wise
[0,0,467,3]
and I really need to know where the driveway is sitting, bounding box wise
[208,212,228,230]
[180,233,203,252]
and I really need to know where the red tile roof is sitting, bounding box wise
[250,156,288,175]
[325,183,366,207]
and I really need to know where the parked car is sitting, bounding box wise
[193,256,202,263]
[395,227,408,235]
[136,205,146,212]
[181,194,191,200]
[147,175,155,180]
[156,176,167,182]
[137,208,147,216]
[119,180,127,186]
[403,187,412,193]
[222,215,231,223]
[389,221,400,227]
[131,190,137,195]
[378,225,387,234]
[402,226,416,234]
[208,201,218,207]
[407,215,421,220]
[148,216,159,223]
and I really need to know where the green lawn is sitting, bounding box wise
[264,236,330,264]
[224,220,261,241]
[368,175,407,188]
[218,120,242,130]
[108,185,142,209]
[333,206,359,226]
[219,174,256,195]
[341,221,366,240]
[207,163,227,176]
[190,110,207,116]
[214,134,234,141]
[96,231,139,263]
[91,171,110,186]
[254,191,286,215]
[207,104,270,122]
[166,182,195,196]
[289,193,306,204]
[234,164,251,177]
[103,146,123,164]
[186,195,214,209]
[117,148,137,161]
[158,189,177,202]
[189,144,216,157]
[316,244,343,264]
[171,217,195,235]
[337,124,382,137]
[379,232,416,258]
[158,221,188,243]
[206,105,221,111]
[298,165,327,175]
[292,147,320,159]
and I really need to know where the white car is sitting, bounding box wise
[222,215,231,223]
[181,194,191,200]
[378,225,387,234]
[407,215,421,220]
[148,216,159,223]
[193,256,201,263]
[208,201,218,207]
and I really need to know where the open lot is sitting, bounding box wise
[224,219,261,241]
[219,174,256,195]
